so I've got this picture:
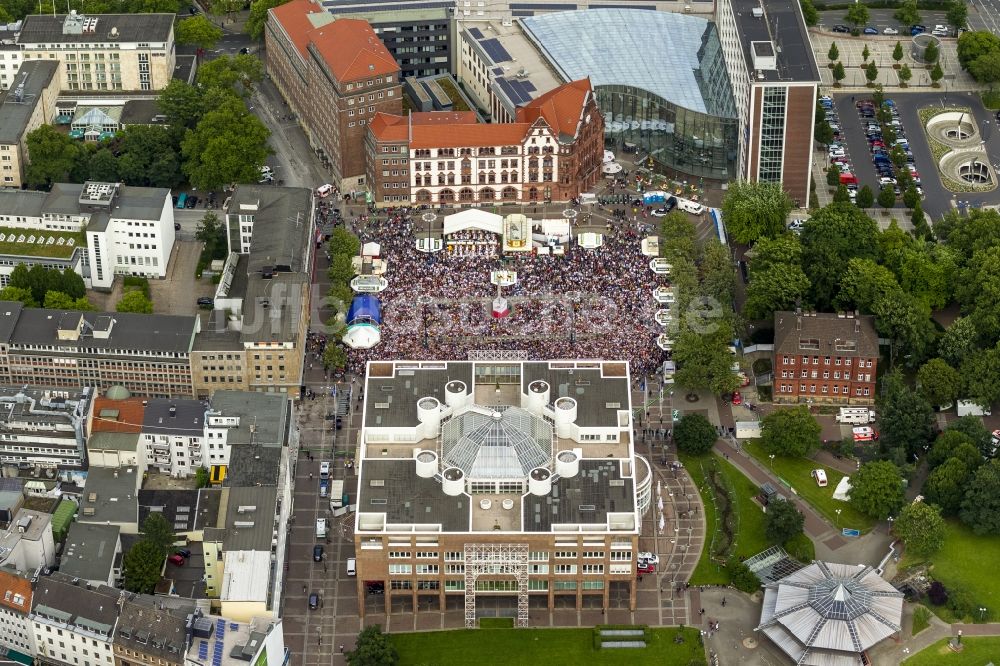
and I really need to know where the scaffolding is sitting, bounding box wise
[464,543,529,628]
[467,350,529,361]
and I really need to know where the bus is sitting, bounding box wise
[175,192,187,209]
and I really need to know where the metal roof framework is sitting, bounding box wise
[464,543,528,629]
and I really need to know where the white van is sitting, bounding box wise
[836,407,876,424]
[346,558,357,576]
[677,198,704,214]
[811,469,828,487]
[579,193,597,205]
[319,461,331,479]
[315,518,327,539]
[852,427,879,442]
[316,183,334,198]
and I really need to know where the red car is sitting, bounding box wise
[731,391,742,405]
[638,563,656,574]
[167,554,185,566]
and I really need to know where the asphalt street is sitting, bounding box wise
[969,0,1000,34]
[817,8,950,33]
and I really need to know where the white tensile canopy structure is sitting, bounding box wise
[443,209,503,236]
[757,561,904,666]
[362,241,381,257]
[342,323,381,349]
[832,476,852,502]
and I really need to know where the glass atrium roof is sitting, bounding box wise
[522,9,729,116]
[442,407,552,480]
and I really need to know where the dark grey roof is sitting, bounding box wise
[225,447,281,487]
[142,399,204,436]
[138,489,200,533]
[521,362,629,428]
[0,61,59,143]
[193,309,242,351]
[239,272,306,344]
[0,302,22,343]
[115,596,192,664]
[120,99,166,126]
[523,460,635,532]
[358,459,469,531]
[31,571,120,636]
[193,488,224,530]
[364,362,474,428]
[88,432,140,451]
[17,13,174,45]
[60,522,120,584]
[773,311,879,359]
[9,307,196,354]
[173,54,196,85]
[0,191,47,218]
[42,182,170,224]
[222,486,278,551]
[226,185,313,273]
[730,0,820,83]
[208,391,289,447]
[79,466,138,525]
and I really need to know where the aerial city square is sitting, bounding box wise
[0,0,999,663]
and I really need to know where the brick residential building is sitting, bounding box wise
[366,78,603,207]
[772,311,879,405]
[265,0,401,192]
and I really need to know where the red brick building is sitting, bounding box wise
[772,311,879,405]
[266,0,401,192]
[366,79,604,207]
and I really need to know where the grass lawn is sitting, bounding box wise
[903,637,1000,665]
[680,452,774,585]
[391,626,706,665]
[743,441,875,533]
[911,606,931,636]
[902,520,1000,623]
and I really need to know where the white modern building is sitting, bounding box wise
[141,399,205,478]
[0,509,57,572]
[0,387,92,469]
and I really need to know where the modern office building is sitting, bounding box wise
[366,78,603,205]
[15,12,177,92]
[266,0,401,191]
[0,61,60,189]
[521,9,739,183]
[772,311,879,405]
[0,302,198,398]
[0,386,92,469]
[354,360,651,623]
[716,0,820,205]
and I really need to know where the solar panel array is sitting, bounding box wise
[198,641,209,660]
[496,77,536,105]
[468,27,484,39]
[211,619,226,666]
[479,38,512,63]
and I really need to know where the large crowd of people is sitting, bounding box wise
[342,208,669,377]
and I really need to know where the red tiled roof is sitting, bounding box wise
[268,0,326,60]
[410,122,532,149]
[411,111,478,125]
[369,111,482,143]
[91,397,145,433]
[0,570,31,614]
[309,18,398,82]
[368,113,408,142]
[518,78,592,141]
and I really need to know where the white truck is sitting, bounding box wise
[836,407,876,424]
[329,480,346,509]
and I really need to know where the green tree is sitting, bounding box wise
[0,286,37,307]
[196,54,265,93]
[828,41,840,65]
[877,185,895,209]
[938,317,979,367]
[827,163,842,187]
[346,625,398,666]
[761,406,821,457]
[845,3,869,28]
[720,180,794,244]
[727,558,761,593]
[743,234,810,320]
[765,498,805,544]
[957,30,1000,69]
[247,0,290,40]
[893,41,905,65]
[673,413,718,456]
[862,44,871,63]
[141,513,176,556]
[323,343,347,371]
[196,212,228,261]
[898,64,913,87]
[856,185,874,209]
[673,326,740,395]
[970,51,1000,87]
[865,61,879,85]
[181,98,271,190]
[911,204,931,239]
[660,211,698,261]
[123,540,165,594]
[832,61,847,85]
[175,15,224,50]
[960,345,1000,410]
[195,467,210,489]
[928,429,979,468]
[116,290,154,314]
[800,0,818,26]
[116,125,183,188]
[947,0,968,30]
[328,254,356,286]
[947,416,993,457]
[837,257,900,313]
[800,203,880,309]
[815,116,834,146]
[24,125,84,188]
[894,0,921,26]
[43,290,93,311]
[925,458,973,514]
[917,358,962,408]
[879,370,936,459]
[931,61,944,84]
[849,461,905,520]
[157,80,205,131]
[957,247,1000,342]
[924,41,940,65]
[329,227,362,258]
[959,459,1000,535]
[700,240,735,305]
[894,501,945,557]
[88,148,119,182]
[901,183,920,209]
[833,184,852,204]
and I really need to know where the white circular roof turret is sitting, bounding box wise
[416,396,441,437]
[445,380,468,408]
[415,450,438,479]
[553,396,577,438]
[556,450,580,478]
[528,467,552,496]
[442,466,465,496]
[526,380,550,415]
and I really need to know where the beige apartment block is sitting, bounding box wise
[0,61,60,189]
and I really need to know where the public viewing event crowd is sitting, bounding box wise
[344,208,668,375]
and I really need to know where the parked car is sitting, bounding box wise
[176,548,192,558]
[731,391,743,405]
[637,552,661,565]
[883,26,899,35]
[167,554,185,566]
[832,24,850,33]
[863,26,879,34]
[932,24,949,36]
[910,24,926,35]
[651,208,669,217]
[308,593,320,610]
[197,297,213,307]
[812,469,829,487]
[787,219,805,232]
[637,562,656,574]
[313,545,324,562]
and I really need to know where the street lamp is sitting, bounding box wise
[835,508,842,528]
[979,607,988,622]
[769,454,775,469]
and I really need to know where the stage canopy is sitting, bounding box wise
[443,209,503,236]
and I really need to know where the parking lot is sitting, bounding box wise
[163,542,207,598]
[148,241,216,316]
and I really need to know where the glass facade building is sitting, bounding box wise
[522,9,739,181]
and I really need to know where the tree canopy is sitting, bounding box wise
[765,498,805,544]
[760,406,821,457]
[181,97,272,190]
[123,540,165,594]
[347,625,398,666]
[117,290,154,314]
[141,513,176,556]
[175,15,224,50]
[24,125,84,189]
[850,461,905,520]
[673,413,718,456]
[916,358,962,408]
[720,180,794,245]
[894,501,946,557]
[959,460,1000,535]
[743,234,810,321]
[799,203,880,310]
